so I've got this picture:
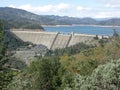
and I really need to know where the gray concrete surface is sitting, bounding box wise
[10,29,107,50]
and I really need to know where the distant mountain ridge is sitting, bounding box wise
[0,7,120,29]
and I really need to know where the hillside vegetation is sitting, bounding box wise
[6,31,120,90]
[4,31,30,50]
[0,20,31,89]
[0,7,44,29]
[0,12,120,89]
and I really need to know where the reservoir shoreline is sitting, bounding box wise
[43,25,120,36]
[42,24,120,28]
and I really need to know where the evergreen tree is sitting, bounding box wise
[113,29,119,37]
[73,59,120,90]
[0,20,5,70]
[8,57,65,90]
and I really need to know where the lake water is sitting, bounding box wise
[44,26,120,36]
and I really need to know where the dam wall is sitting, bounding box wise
[51,34,71,50]
[11,30,58,49]
[68,33,95,46]
[10,29,98,50]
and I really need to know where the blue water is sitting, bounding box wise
[44,26,120,36]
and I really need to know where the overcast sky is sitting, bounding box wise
[1,0,120,18]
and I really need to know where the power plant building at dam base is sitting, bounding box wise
[10,29,109,50]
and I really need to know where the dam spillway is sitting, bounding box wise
[10,29,96,50]
[51,34,71,50]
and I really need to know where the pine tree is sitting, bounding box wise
[0,20,5,70]
[113,28,119,37]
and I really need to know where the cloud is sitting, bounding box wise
[76,6,92,11]
[93,11,120,18]
[73,7,120,18]
[105,0,120,4]
[9,3,70,14]
[9,3,120,18]
[95,0,120,8]
[98,0,120,8]
[105,4,120,8]
[9,4,16,8]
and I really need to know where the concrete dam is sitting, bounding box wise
[10,29,97,50]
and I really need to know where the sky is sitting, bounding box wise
[0,0,120,18]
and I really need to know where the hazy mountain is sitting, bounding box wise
[0,7,120,29]
[99,18,120,26]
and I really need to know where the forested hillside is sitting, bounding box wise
[0,20,30,89]
[0,7,44,29]
[0,20,17,89]
[4,31,30,50]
